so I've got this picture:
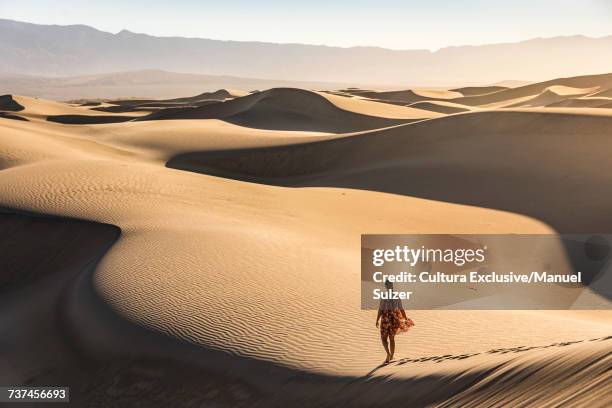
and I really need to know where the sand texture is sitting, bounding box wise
[1,72,611,406]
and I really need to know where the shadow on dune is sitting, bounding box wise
[167,110,612,234]
[452,72,612,106]
[548,97,612,109]
[107,89,233,108]
[1,210,609,404]
[91,105,138,113]
[134,88,414,132]
[0,208,273,406]
[342,89,437,104]
[0,208,119,291]
[0,112,28,121]
[46,88,415,131]
[0,207,119,401]
[406,101,469,114]
[0,94,25,112]
[0,207,521,407]
[90,90,232,113]
[365,335,610,378]
[92,100,220,113]
[79,101,102,107]
[450,85,509,96]
[46,115,135,124]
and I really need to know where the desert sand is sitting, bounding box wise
[1,73,611,406]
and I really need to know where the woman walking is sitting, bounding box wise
[376,280,414,363]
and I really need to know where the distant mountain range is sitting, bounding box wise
[1,19,612,86]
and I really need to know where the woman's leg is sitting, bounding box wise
[389,334,395,360]
[380,332,390,362]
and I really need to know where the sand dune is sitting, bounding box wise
[80,90,246,114]
[450,85,508,96]
[453,72,612,106]
[339,336,612,407]
[38,72,612,129]
[106,88,245,108]
[333,73,612,114]
[1,73,611,406]
[505,85,599,107]
[46,87,439,132]
[406,100,472,114]
[590,87,612,98]
[135,87,438,132]
[548,97,612,108]
[322,94,473,114]
[7,95,147,123]
[168,109,612,233]
[341,88,461,104]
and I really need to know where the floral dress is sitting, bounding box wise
[379,298,415,336]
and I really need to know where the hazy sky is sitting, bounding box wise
[2,0,611,50]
